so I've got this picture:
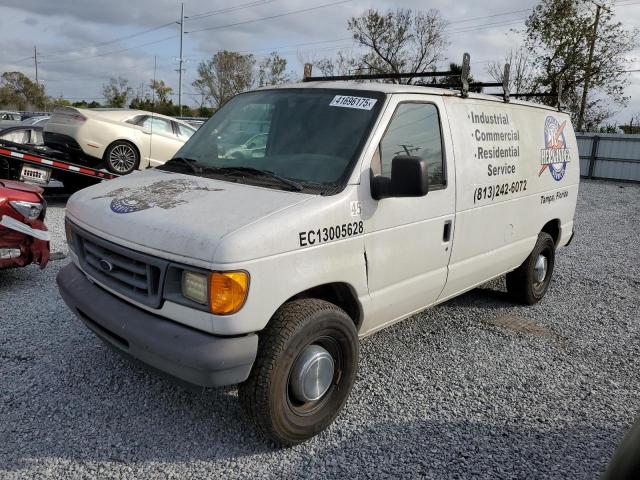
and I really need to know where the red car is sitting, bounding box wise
[0,179,50,269]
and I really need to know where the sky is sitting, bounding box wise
[0,0,638,123]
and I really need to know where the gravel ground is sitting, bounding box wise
[1,179,639,479]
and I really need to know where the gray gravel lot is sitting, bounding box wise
[1,179,639,479]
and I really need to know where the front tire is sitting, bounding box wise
[239,299,359,446]
[506,232,556,305]
[104,141,140,175]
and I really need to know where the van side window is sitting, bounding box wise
[378,103,445,187]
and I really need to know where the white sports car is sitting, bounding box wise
[43,107,197,174]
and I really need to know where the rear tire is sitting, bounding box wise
[239,299,359,446]
[506,232,555,305]
[104,141,139,175]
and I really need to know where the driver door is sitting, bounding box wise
[139,116,184,167]
[360,94,456,333]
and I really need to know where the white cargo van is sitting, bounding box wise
[57,60,578,445]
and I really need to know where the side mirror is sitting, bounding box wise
[371,155,429,200]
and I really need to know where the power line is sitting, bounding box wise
[4,55,34,64]
[449,18,526,34]
[38,22,177,59]
[38,35,178,64]
[185,37,353,59]
[447,8,532,25]
[186,0,279,21]
[185,0,354,34]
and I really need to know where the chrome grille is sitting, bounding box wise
[71,224,168,308]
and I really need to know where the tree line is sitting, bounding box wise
[0,0,637,131]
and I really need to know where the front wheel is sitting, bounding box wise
[239,299,359,446]
[104,141,140,174]
[506,232,556,305]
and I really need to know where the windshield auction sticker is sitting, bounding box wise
[330,95,377,110]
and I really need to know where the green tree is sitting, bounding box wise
[102,77,133,108]
[192,51,255,108]
[487,47,536,96]
[71,100,102,108]
[347,8,449,84]
[313,51,360,77]
[258,52,289,87]
[150,79,173,103]
[525,0,638,130]
[50,96,72,107]
[0,72,46,110]
[619,113,640,134]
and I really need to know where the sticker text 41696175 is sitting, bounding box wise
[329,95,378,110]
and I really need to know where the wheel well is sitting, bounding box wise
[541,219,561,247]
[288,283,362,330]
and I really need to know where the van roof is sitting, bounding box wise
[263,81,563,114]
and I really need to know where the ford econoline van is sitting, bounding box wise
[57,68,578,445]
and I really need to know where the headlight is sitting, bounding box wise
[182,271,208,304]
[209,271,249,315]
[180,270,250,314]
[10,201,43,220]
[64,220,74,249]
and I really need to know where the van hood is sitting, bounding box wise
[66,170,311,265]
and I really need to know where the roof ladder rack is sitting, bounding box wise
[303,53,563,110]
[460,53,470,98]
[502,63,511,103]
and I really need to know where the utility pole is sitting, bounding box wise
[178,3,185,117]
[577,2,602,132]
[34,45,39,86]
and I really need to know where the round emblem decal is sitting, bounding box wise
[540,116,571,182]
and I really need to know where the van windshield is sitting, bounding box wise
[160,88,385,194]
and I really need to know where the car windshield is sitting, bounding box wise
[160,88,385,194]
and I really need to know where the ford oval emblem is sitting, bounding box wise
[99,259,114,273]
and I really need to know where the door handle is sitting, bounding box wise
[443,220,452,242]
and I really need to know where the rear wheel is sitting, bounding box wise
[104,141,139,174]
[239,299,359,446]
[506,232,555,305]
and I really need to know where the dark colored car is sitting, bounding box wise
[0,179,50,269]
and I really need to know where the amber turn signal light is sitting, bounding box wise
[209,271,249,315]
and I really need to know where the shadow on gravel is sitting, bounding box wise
[282,419,617,479]
[2,345,276,471]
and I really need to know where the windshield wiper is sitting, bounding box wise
[205,166,303,191]
[158,156,203,174]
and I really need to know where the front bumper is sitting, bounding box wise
[57,263,258,387]
[0,219,49,269]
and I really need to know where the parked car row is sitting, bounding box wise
[0,111,51,130]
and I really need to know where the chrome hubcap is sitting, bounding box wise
[109,145,136,172]
[534,254,548,284]
[290,345,335,403]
